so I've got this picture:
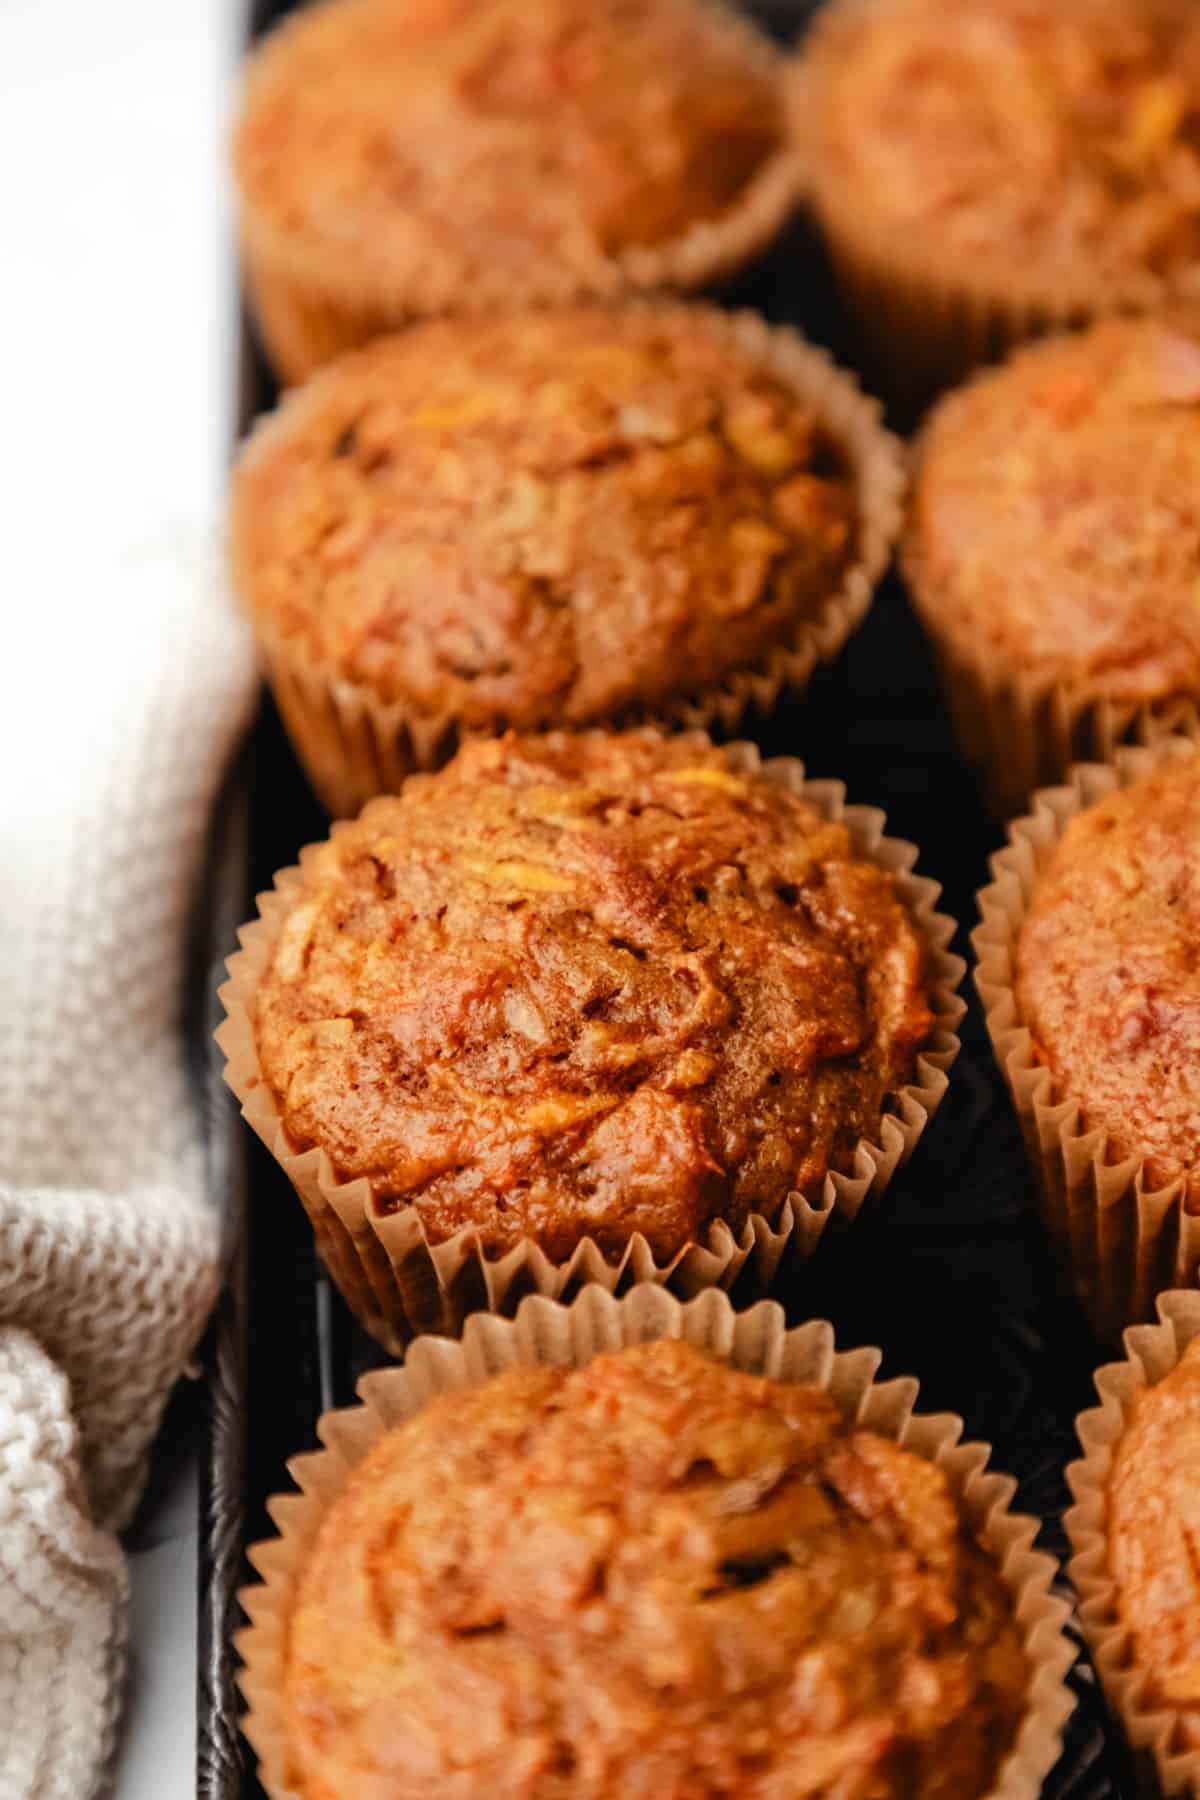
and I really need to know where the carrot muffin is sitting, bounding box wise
[231,305,897,816]
[905,316,1200,806]
[1015,754,1200,1202]
[1106,1334,1200,1745]
[234,0,796,381]
[795,0,1200,401]
[282,1338,1030,1799]
[1066,1292,1200,1787]
[247,732,936,1268]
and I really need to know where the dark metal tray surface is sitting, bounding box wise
[198,3,1136,1792]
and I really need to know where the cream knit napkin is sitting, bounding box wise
[0,3,250,1796]
[0,565,256,1800]
[0,536,256,1800]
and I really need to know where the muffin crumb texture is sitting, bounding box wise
[232,310,857,729]
[284,1339,1029,1799]
[1109,1336,1200,1744]
[909,316,1200,701]
[1016,754,1200,1200]
[235,0,782,286]
[251,733,933,1261]
[805,0,1200,299]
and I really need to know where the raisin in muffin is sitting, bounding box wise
[795,0,1200,404]
[280,1339,1030,1799]
[234,0,797,380]
[906,316,1200,807]
[231,304,899,816]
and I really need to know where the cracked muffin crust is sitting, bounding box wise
[1107,1334,1200,1744]
[799,0,1200,307]
[231,307,860,738]
[283,1338,1030,1800]
[249,732,935,1262]
[234,0,790,376]
[1015,753,1200,1203]
[907,316,1200,708]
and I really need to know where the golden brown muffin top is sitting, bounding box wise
[801,0,1200,301]
[907,317,1200,700]
[1109,1336,1200,1741]
[1016,754,1200,1200]
[231,309,857,729]
[285,1339,1029,1800]
[252,732,934,1261]
[234,0,783,296]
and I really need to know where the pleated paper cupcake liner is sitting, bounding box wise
[1066,1289,1200,1796]
[789,6,1175,419]
[799,197,1091,425]
[973,738,1200,1342]
[238,3,801,384]
[235,302,905,819]
[217,733,964,1354]
[902,552,1200,822]
[236,1283,1076,1800]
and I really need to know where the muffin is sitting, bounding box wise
[233,0,799,381]
[1108,1342,1200,1731]
[230,303,903,817]
[218,730,963,1349]
[974,740,1200,1339]
[238,1289,1075,1800]
[905,316,1200,813]
[1067,1289,1200,1795]
[794,0,1200,409]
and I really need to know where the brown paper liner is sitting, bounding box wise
[801,196,1090,423]
[236,1284,1076,1800]
[217,732,964,1354]
[789,11,1177,419]
[901,537,1200,820]
[235,302,905,819]
[1066,1290,1200,1796]
[973,737,1200,1343]
[238,2,800,385]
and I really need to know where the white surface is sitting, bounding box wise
[0,3,244,1797]
[118,1464,200,1800]
[1,0,238,585]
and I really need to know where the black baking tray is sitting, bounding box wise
[197,3,1137,1793]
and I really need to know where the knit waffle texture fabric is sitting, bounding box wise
[0,2,250,1795]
